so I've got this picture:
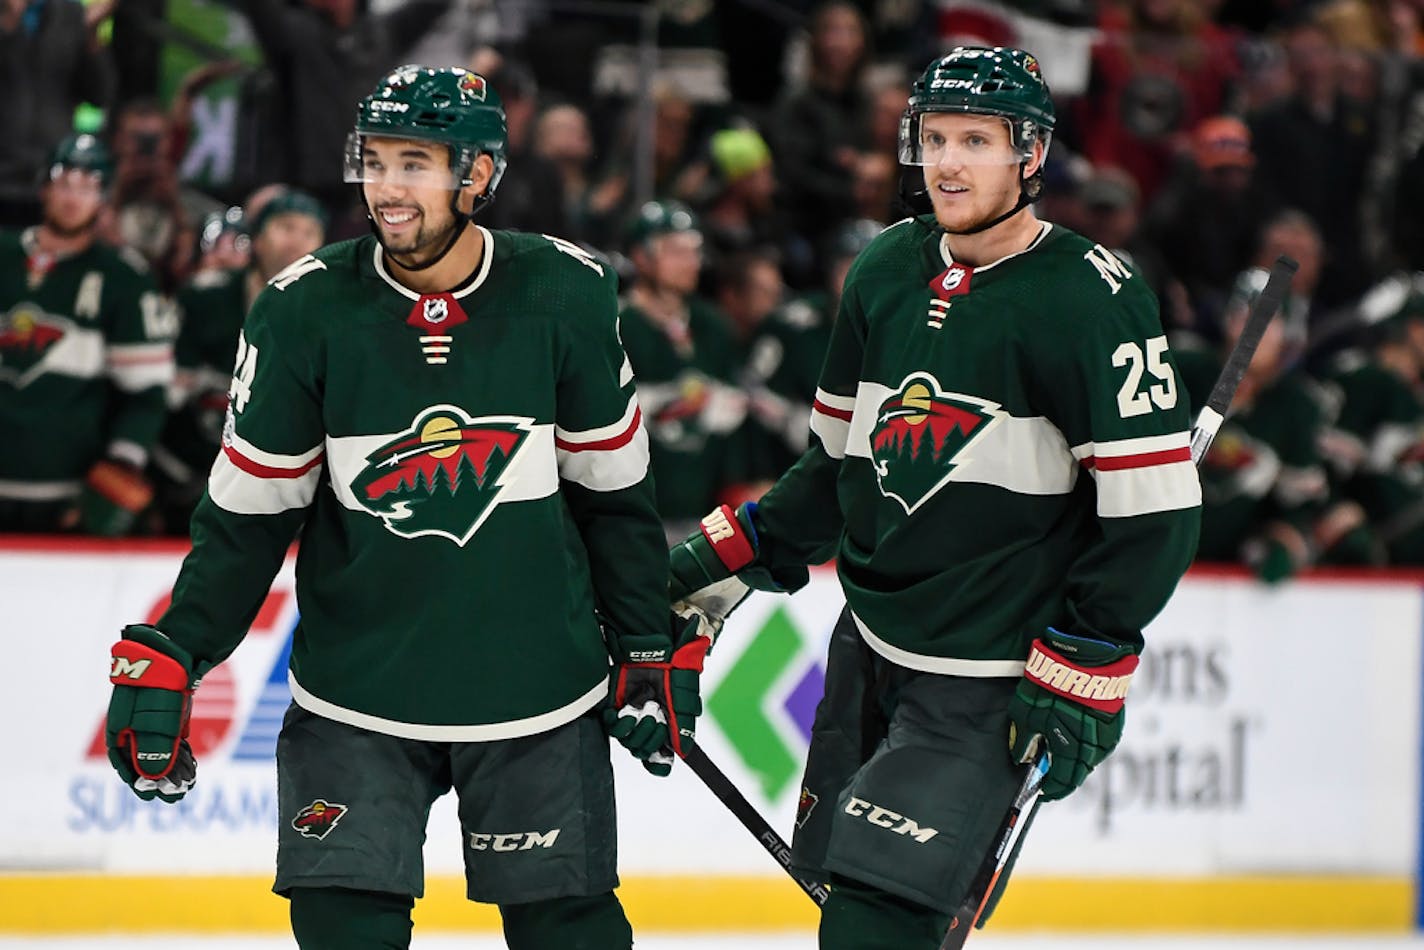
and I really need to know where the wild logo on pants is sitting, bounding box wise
[292,799,348,840]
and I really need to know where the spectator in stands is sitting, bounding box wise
[850,151,898,228]
[1250,14,1378,307]
[237,0,451,218]
[0,0,116,229]
[98,99,200,293]
[151,189,326,534]
[617,200,747,538]
[0,135,173,535]
[481,57,566,236]
[1253,209,1324,362]
[1145,115,1278,344]
[1074,0,1241,202]
[770,0,871,241]
[534,102,601,243]
[699,128,789,265]
[1076,166,1182,327]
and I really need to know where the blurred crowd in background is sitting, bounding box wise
[5,0,1424,584]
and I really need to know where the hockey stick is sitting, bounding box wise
[937,254,1299,950]
[683,743,830,905]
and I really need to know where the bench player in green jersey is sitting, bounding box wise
[102,65,707,950]
[0,135,174,535]
[669,47,1201,948]
[152,189,328,534]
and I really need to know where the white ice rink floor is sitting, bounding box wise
[5,936,1424,949]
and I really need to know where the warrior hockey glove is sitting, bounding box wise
[80,458,154,536]
[106,624,198,803]
[603,614,712,777]
[1007,628,1139,802]
[669,502,806,637]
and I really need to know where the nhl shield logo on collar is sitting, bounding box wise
[407,293,469,364]
[424,297,448,324]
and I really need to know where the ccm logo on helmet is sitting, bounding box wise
[929,78,976,90]
[369,100,411,113]
[843,797,940,843]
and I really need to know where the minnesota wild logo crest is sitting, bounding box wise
[870,373,1000,513]
[352,406,532,545]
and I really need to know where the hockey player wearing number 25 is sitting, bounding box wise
[670,47,1201,948]
[102,65,708,950]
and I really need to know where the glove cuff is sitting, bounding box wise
[114,624,196,685]
[697,503,759,572]
[1024,634,1138,714]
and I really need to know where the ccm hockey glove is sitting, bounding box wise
[604,614,712,777]
[1007,628,1139,802]
[106,624,198,803]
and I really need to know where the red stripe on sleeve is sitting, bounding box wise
[1085,446,1192,472]
[812,399,853,422]
[555,406,643,453]
[222,444,325,479]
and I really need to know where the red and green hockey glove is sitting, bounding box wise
[80,458,154,537]
[669,502,806,637]
[106,624,198,803]
[603,614,711,777]
[1007,628,1139,802]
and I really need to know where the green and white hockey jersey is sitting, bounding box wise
[0,229,173,500]
[159,229,670,738]
[155,267,252,488]
[743,292,836,481]
[753,217,1201,671]
[619,295,747,522]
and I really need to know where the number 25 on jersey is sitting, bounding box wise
[1112,335,1176,418]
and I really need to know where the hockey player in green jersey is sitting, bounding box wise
[102,66,707,950]
[743,218,883,482]
[669,47,1200,948]
[151,189,328,534]
[0,134,174,535]
[618,199,750,535]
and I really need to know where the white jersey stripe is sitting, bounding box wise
[290,671,609,741]
[1091,460,1202,518]
[810,405,850,460]
[108,342,174,392]
[208,449,323,515]
[852,612,1026,677]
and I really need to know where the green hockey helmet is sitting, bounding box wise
[250,188,329,238]
[44,134,114,187]
[625,199,700,251]
[900,46,1055,169]
[344,65,507,200]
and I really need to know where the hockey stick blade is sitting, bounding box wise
[1189,255,1298,464]
[942,257,1296,948]
[683,744,830,906]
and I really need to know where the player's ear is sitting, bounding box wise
[1022,140,1046,181]
[458,153,496,211]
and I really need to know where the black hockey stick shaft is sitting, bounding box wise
[939,254,1298,950]
[682,744,830,905]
